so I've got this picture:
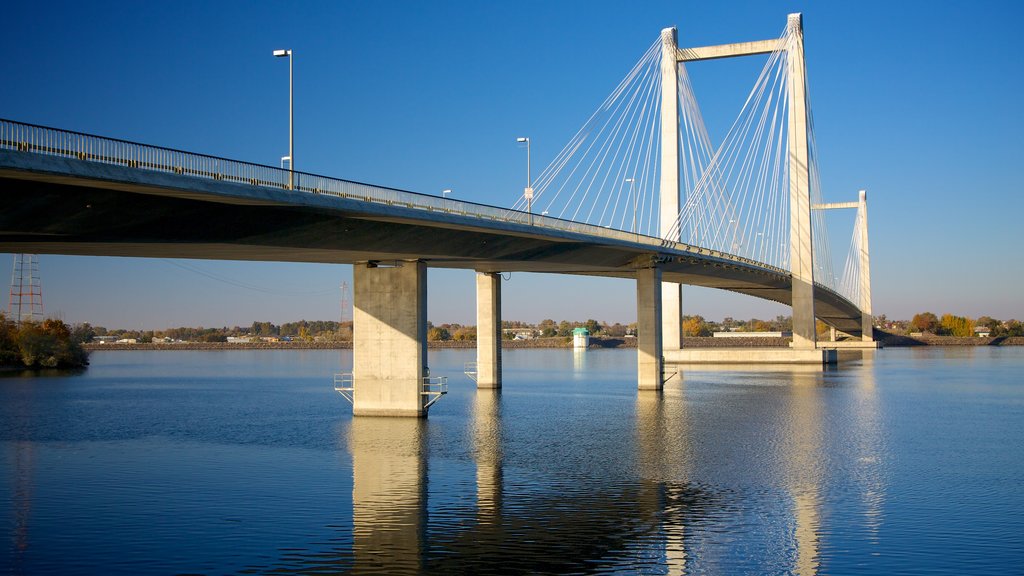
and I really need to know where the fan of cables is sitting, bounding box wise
[519,23,851,299]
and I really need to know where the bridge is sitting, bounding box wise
[0,13,873,416]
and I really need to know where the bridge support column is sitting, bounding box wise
[637,266,664,391]
[475,272,502,389]
[858,190,874,341]
[352,260,429,417]
[659,26,683,351]
[786,13,817,350]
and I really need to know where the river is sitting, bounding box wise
[2,347,1022,574]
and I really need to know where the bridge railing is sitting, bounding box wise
[0,117,790,277]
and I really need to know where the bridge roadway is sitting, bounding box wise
[0,149,862,335]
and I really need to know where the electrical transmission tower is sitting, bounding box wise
[7,254,44,323]
[340,281,351,324]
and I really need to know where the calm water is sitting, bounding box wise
[2,347,1023,575]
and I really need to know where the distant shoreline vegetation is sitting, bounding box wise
[0,315,90,370]
[73,312,1024,348]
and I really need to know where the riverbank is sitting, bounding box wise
[82,334,1024,352]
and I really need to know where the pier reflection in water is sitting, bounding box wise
[329,351,885,575]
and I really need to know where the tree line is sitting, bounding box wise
[897,312,1024,338]
[70,314,806,344]
[63,312,1023,345]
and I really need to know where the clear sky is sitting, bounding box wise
[2,0,1022,329]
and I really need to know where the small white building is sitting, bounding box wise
[572,327,590,348]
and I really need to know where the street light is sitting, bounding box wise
[516,137,532,224]
[442,189,452,198]
[273,48,293,189]
[625,177,636,237]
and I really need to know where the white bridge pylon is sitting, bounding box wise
[515,12,873,351]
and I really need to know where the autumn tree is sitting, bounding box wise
[682,315,711,337]
[911,312,939,333]
[4,318,89,368]
[939,314,975,337]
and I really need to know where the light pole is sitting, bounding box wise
[273,49,293,189]
[516,137,532,224]
[625,177,636,238]
[442,189,452,198]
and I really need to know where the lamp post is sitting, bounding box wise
[273,49,293,189]
[625,177,636,238]
[516,137,532,224]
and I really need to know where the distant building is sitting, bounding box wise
[573,327,590,348]
[92,336,117,344]
[115,338,137,344]
[975,326,992,338]
[226,336,251,344]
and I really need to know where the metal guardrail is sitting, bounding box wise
[422,376,448,409]
[333,373,354,404]
[0,117,797,277]
[332,372,446,410]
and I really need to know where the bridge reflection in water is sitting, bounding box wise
[254,357,883,575]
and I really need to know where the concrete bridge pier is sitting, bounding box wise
[352,260,430,417]
[637,266,664,390]
[475,272,502,389]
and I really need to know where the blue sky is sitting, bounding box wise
[2,0,1022,328]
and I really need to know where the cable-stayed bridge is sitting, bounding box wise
[0,13,873,416]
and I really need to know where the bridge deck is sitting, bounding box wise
[0,147,863,336]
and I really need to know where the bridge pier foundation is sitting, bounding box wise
[475,272,502,389]
[637,266,664,390]
[352,260,430,417]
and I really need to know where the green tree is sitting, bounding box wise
[557,320,574,337]
[605,323,628,337]
[427,327,451,341]
[1003,320,1023,337]
[976,316,1000,331]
